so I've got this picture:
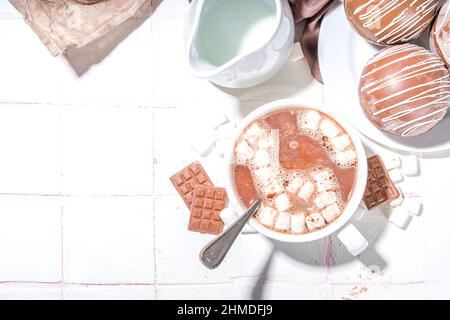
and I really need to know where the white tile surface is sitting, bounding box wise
[0,284,62,300]
[157,284,242,300]
[0,105,61,194]
[0,196,62,282]
[61,106,153,196]
[64,285,155,300]
[154,195,241,284]
[63,197,154,284]
[0,0,449,300]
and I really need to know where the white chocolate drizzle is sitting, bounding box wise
[353,0,438,44]
[360,44,450,137]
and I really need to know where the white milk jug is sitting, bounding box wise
[185,0,295,88]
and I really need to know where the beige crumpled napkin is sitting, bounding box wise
[9,0,155,56]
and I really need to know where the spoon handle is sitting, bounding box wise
[199,200,262,269]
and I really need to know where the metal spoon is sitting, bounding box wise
[199,200,262,269]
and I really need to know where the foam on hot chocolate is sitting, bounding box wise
[233,108,358,235]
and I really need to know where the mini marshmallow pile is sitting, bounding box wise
[382,153,423,230]
[189,111,237,157]
[234,116,348,234]
[357,152,423,230]
[297,110,358,167]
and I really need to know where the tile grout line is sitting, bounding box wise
[0,101,176,109]
[151,107,158,299]
[59,108,65,299]
[150,14,158,299]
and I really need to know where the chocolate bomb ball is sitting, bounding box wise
[344,0,438,46]
[359,44,450,137]
[431,0,450,68]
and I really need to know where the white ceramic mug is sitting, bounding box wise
[223,99,369,256]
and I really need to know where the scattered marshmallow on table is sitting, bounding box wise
[291,213,306,233]
[389,187,404,207]
[389,207,412,230]
[402,197,423,216]
[274,211,291,231]
[216,122,236,140]
[401,155,420,176]
[380,152,401,170]
[206,111,229,130]
[337,224,368,256]
[388,169,404,183]
[190,128,218,156]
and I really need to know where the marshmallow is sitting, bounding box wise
[190,128,219,156]
[207,112,229,129]
[337,224,368,256]
[256,135,274,151]
[286,176,304,194]
[214,138,232,157]
[298,180,315,201]
[401,197,423,216]
[244,123,265,145]
[354,204,368,221]
[274,193,291,212]
[216,122,236,140]
[257,206,277,227]
[262,181,284,197]
[335,150,358,166]
[331,135,352,152]
[319,119,340,138]
[274,211,291,231]
[300,111,321,132]
[380,152,401,170]
[253,167,275,186]
[305,213,326,231]
[388,169,404,183]
[389,207,412,230]
[235,139,254,164]
[253,149,271,168]
[322,203,341,223]
[313,169,336,192]
[401,155,420,176]
[314,191,337,209]
[219,208,236,227]
[389,187,404,207]
[291,213,306,233]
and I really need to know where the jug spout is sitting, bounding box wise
[185,0,222,78]
[185,0,295,88]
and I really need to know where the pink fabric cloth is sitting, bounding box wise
[290,0,335,83]
[187,0,335,83]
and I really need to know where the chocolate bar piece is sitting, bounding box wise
[364,155,400,210]
[189,185,227,235]
[170,162,213,208]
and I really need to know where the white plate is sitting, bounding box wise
[318,0,450,155]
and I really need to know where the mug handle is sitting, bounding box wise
[336,223,368,256]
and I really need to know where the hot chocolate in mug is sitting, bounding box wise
[223,99,369,256]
